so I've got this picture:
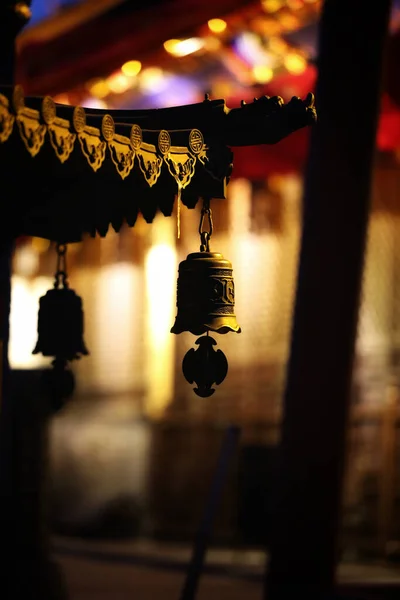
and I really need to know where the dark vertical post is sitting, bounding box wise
[179,426,240,600]
[0,2,32,593]
[265,1,392,598]
[0,4,67,599]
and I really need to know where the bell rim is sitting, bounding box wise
[171,322,241,335]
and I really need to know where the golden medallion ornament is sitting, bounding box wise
[171,197,241,397]
[73,106,86,133]
[101,114,115,141]
[130,124,142,150]
[189,129,204,154]
[158,129,171,155]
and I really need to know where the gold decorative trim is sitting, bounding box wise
[77,126,107,173]
[158,129,171,155]
[73,106,86,133]
[42,96,57,125]
[189,129,204,154]
[164,146,196,190]
[109,133,135,180]
[130,124,142,150]
[0,85,210,188]
[0,94,14,143]
[137,142,163,187]
[42,97,76,163]
[72,105,106,172]
[101,114,115,141]
[16,107,46,158]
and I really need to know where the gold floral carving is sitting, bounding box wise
[42,96,76,163]
[137,142,163,187]
[108,133,135,180]
[16,110,46,157]
[0,94,14,143]
[77,127,107,172]
[73,106,106,172]
[164,146,196,190]
[12,85,46,157]
[48,121,76,163]
[0,87,209,189]
[16,108,46,157]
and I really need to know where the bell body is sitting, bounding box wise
[171,251,241,335]
[33,287,89,361]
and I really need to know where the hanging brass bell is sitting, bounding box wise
[33,243,89,363]
[171,251,241,336]
[33,287,89,361]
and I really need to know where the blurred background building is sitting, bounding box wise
[9,0,400,561]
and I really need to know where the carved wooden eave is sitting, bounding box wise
[0,84,316,243]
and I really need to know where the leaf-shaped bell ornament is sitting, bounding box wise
[33,244,88,410]
[171,198,241,397]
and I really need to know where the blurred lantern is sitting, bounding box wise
[171,198,241,397]
[33,243,89,410]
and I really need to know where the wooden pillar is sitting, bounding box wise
[0,2,31,592]
[0,4,68,598]
[265,1,392,598]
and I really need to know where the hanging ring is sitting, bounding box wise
[199,197,213,252]
[54,243,69,288]
[200,231,210,252]
[198,209,213,237]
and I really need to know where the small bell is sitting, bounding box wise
[170,251,241,335]
[33,243,88,409]
[32,286,88,360]
[33,244,88,361]
[171,198,240,397]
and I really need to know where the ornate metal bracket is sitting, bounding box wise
[0,84,316,241]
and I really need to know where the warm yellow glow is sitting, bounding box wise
[31,237,50,254]
[9,276,53,369]
[252,64,274,83]
[140,67,167,93]
[107,71,131,94]
[53,94,70,105]
[261,0,284,13]
[204,36,222,52]
[207,18,227,33]
[144,218,177,419]
[287,0,304,9]
[88,79,110,99]
[277,12,299,30]
[252,17,282,36]
[92,262,141,393]
[268,36,287,54]
[121,59,142,77]
[212,78,233,98]
[82,97,108,110]
[13,244,39,277]
[284,52,307,74]
[163,39,181,54]
[163,37,204,57]
[146,243,176,345]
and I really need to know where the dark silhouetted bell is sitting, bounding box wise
[171,251,241,336]
[33,287,89,361]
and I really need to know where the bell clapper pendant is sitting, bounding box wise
[33,242,89,410]
[171,197,241,397]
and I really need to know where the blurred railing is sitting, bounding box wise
[148,389,400,560]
